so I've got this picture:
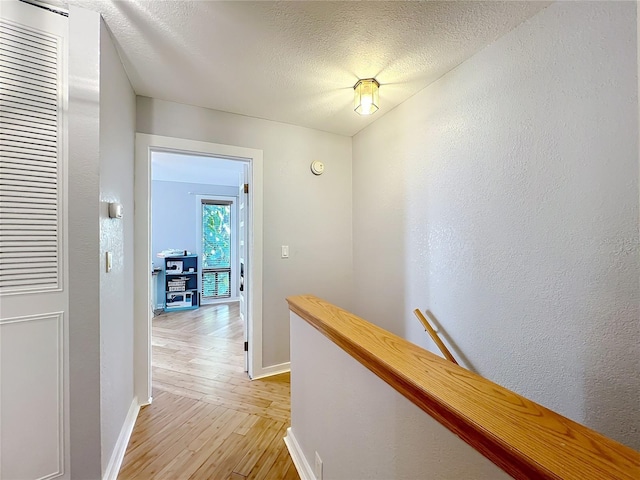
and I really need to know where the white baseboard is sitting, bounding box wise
[103,397,140,480]
[251,361,290,380]
[284,427,315,480]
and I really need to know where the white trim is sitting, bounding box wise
[251,361,291,380]
[134,135,153,403]
[102,398,140,480]
[284,427,315,480]
[134,133,264,401]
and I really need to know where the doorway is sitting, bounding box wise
[134,134,264,405]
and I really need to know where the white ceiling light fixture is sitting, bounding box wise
[354,78,380,116]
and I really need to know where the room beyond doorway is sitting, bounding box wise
[134,133,266,406]
[151,152,243,307]
[151,150,246,365]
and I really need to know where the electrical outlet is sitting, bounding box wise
[315,451,323,480]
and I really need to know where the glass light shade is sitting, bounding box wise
[354,78,380,115]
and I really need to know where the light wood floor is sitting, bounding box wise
[118,303,299,480]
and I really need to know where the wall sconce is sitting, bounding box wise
[354,78,380,115]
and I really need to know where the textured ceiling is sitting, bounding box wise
[68,1,549,136]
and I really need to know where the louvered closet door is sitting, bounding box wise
[0,1,69,479]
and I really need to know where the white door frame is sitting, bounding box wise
[134,133,263,404]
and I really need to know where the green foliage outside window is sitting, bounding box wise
[202,203,231,298]
[202,204,231,268]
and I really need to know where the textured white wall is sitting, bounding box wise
[137,98,353,367]
[99,20,136,474]
[68,6,102,478]
[290,312,510,479]
[352,0,639,449]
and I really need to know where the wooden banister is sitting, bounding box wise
[413,308,459,365]
[287,294,640,480]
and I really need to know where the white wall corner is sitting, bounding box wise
[102,398,139,480]
[251,361,290,380]
[284,427,315,480]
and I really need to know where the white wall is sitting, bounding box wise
[68,6,102,478]
[289,312,510,480]
[151,180,237,268]
[137,98,353,367]
[352,0,639,450]
[99,20,136,475]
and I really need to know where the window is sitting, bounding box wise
[202,201,231,298]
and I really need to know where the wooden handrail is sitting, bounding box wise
[287,294,640,480]
[413,308,459,365]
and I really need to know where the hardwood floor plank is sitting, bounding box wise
[232,419,285,476]
[234,413,260,436]
[122,403,224,478]
[124,395,202,454]
[245,425,291,480]
[186,407,247,453]
[154,410,247,479]
[232,384,291,405]
[189,429,258,479]
[266,442,300,480]
[117,303,299,480]
[119,401,209,478]
[189,417,278,480]
[283,463,301,480]
[201,394,291,424]
[152,381,206,401]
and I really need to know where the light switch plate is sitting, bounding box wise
[281,245,289,258]
[106,251,112,272]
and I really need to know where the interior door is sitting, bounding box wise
[0,1,69,479]
[239,166,249,372]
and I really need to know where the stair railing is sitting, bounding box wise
[413,309,458,365]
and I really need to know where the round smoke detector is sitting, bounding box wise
[311,161,325,175]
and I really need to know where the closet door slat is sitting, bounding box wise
[0,19,61,294]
